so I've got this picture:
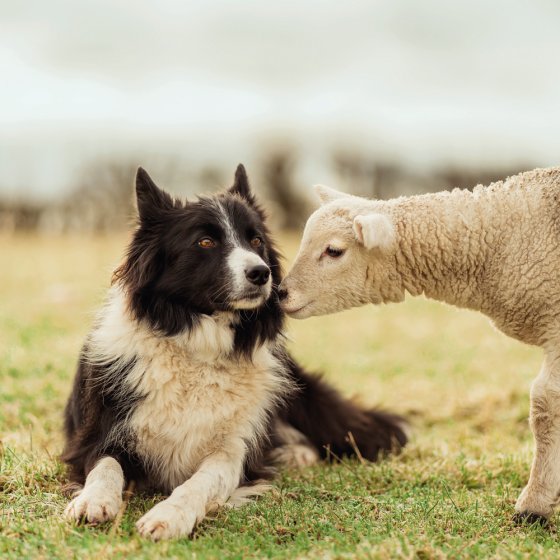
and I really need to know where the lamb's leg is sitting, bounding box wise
[515,353,560,524]
[136,440,245,540]
[64,457,124,524]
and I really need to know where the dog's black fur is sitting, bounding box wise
[62,165,407,494]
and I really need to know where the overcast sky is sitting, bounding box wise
[1,0,560,197]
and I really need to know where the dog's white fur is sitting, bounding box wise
[270,421,320,468]
[281,167,560,519]
[65,286,309,539]
[64,457,124,524]
[227,246,271,309]
[218,199,272,309]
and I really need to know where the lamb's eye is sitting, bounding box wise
[198,237,216,248]
[324,246,344,258]
[250,236,263,248]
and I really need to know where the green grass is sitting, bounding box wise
[1,233,558,559]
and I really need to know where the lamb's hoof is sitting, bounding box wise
[513,511,549,527]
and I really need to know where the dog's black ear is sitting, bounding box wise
[229,164,252,199]
[135,167,173,221]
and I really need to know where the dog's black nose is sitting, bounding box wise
[245,265,270,286]
[277,287,288,301]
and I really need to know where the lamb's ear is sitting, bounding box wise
[229,164,252,199]
[135,167,173,221]
[353,214,396,251]
[314,184,352,205]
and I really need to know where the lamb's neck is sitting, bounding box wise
[389,188,499,312]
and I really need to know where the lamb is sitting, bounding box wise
[278,167,560,525]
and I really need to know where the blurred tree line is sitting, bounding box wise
[0,151,531,233]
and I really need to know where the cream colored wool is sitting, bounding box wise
[280,167,560,520]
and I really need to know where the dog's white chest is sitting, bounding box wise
[127,329,284,491]
[90,297,288,492]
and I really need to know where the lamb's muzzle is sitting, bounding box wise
[277,280,313,317]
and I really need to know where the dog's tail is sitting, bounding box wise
[279,353,408,462]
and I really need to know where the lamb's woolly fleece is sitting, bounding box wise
[280,167,560,522]
[283,167,560,349]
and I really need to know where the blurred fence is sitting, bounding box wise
[0,152,530,234]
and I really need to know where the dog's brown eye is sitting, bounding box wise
[251,236,263,248]
[198,237,216,248]
[324,246,344,258]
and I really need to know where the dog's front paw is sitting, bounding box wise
[64,487,122,524]
[136,499,198,540]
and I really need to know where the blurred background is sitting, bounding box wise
[1,8,555,553]
[2,0,560,232]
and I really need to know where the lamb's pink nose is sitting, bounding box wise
[277,286,288,301]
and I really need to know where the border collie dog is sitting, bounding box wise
[62,165,407,540]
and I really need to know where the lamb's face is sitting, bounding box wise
[279,187,398,319]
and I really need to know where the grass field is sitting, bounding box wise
[0,233,556,559]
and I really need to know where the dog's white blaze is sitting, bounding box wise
[86,286,290,538]
[217,201,242,245]
[227,246,271,297]
[215,200,272,307]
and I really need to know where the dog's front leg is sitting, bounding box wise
[515,352,560,524]
[136,440,245,540]
[64,457,125,524]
